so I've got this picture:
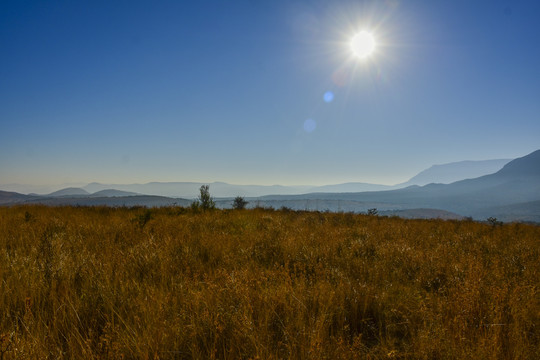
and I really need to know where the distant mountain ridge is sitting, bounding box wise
[82,182,315,198]
[258,149,540,221]
[1,156,517,197]
[399,159,511,186]
[47,187,90,197]
[78,156,513,198]
[1,150,539,222]
[0,190,33,205]
[308,182,394,193]
[89,189,140,197]
[496,149,540,177]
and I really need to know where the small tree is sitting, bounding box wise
[192,185,215,211]
[232,196,248,210]
[367,208,378,216]
[487,217,502,226]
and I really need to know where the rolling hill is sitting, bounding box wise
[47,187,90,197]
[0,190,33,205]
[89,189,140,197]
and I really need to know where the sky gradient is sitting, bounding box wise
[1,0,540,188]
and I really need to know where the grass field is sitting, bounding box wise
[0,205,538,359]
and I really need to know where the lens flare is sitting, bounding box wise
[323,91,334,103]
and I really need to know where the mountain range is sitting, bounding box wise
[1,157,511,197]
[77,158,513,197]
[397,158,511,186]
[257,150,540,222]
[1,150,538,222]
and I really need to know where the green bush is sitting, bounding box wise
[191,185,215,211]
[232,196,248,210]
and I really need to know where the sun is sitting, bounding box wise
[350,31,376,59]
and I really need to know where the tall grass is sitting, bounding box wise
[0,205,538,359]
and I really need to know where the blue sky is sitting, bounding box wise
[1,0,539,187]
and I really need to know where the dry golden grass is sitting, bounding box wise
[0,205,538,359]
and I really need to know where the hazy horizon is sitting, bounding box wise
[2,0,539,187]
[0,155,517,190]
[0,155,516,196]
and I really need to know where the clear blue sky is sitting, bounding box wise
[1,0,539,187]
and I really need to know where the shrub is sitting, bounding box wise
[487,216,503,226]
[367,208,378,216]
[192,185,215,211]
[232,196,248,210]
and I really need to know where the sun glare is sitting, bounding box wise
[350,31,376,59]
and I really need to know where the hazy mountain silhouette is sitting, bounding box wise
[47,187,90,197]
[78,158,515,197]
[476,200,540,223]
[26,195,191,207]
[89,189,140,197]
[309,182,394,193]
[0,190,33,204]
[258,149,540,221]
[399,159,511,186]
[83,181,314,198]
[1,157,518,198]
[0,183,87,195]
[494,149,540,177]
[1,150,539,221]
[427,149,540,209]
